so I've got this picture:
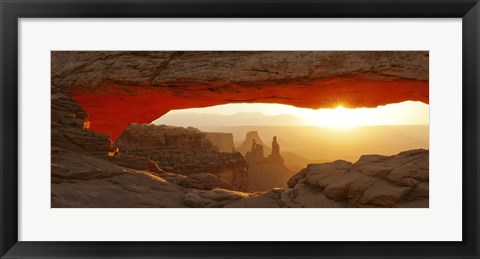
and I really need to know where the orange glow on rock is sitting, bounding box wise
[71,77,428,140]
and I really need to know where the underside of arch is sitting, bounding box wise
[52,51,429,140]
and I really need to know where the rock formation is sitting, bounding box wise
[51,85,116,156]
[225,149,429,208]
[115,124,215,151]
[237,131,313,173]
[115,124,248,191]
[284,149,428,208]
[267,136,284,164]
[243,135,294,192]
[244,136,286,166]
[53,143,429,208]
[204,132,235,153]
[51,51,429,140]
[51,89,244,207]
[237,131,271,156]
[245,140,266,164]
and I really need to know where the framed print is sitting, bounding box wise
[1,0,479,258]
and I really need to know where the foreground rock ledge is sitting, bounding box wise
[52,149,428,208]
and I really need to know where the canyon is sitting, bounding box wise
[51,92,428,207]
[51,51,429,208]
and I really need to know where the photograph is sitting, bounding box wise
[2,0,478,257]
[51,51,429,208]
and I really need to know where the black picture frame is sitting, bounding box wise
[1,0,479,258]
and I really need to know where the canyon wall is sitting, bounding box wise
[116,124,215,151]
[204,132,236,153]
[51,85,116,155]
[51,91,248,207]
[115,124,248,191]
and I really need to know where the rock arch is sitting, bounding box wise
[52,51,428,140]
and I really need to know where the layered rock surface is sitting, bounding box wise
[51,85,115,155]
[51,90,246,207]
[53,134,429,208]
[284,149,429,208]
[115,124,248,191]
[51,51,429,140]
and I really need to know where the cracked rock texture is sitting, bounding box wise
[285,149,429,208]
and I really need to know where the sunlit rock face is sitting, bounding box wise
[51,51,429,140]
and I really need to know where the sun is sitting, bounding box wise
[296,105,358,129]
[323,105,357,129]
[154,101,429,128]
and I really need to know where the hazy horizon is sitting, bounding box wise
[153,101,429,128]
[151,102,429,163]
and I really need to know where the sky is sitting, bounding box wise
[154,101,429,128]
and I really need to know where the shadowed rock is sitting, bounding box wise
[115,123,249,191]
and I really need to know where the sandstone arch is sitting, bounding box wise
[51,51,428,140]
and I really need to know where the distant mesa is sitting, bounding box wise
[204,132,236,153]
[115,124,215,151]
[237,131,270,156]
